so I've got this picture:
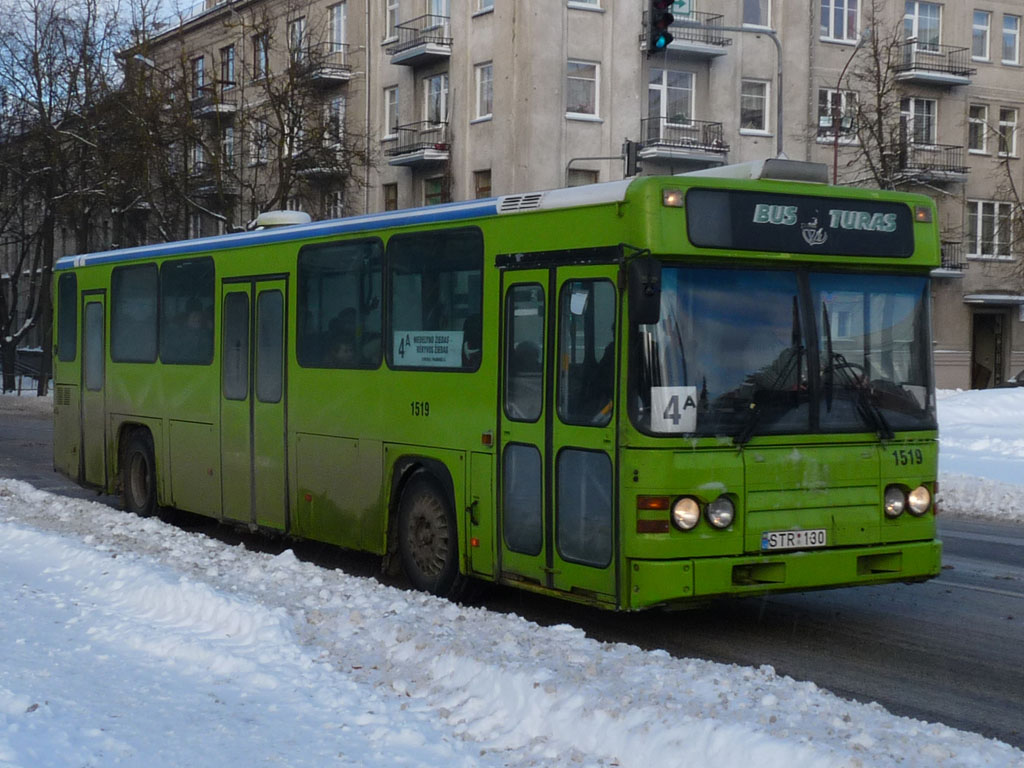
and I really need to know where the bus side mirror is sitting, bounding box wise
[628,258,662,326]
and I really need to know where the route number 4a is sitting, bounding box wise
[651,386,698,434]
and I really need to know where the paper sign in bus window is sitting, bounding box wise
[651,386,698,433]
[394,330,464,367]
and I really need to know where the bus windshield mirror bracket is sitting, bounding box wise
[628,255,662,326]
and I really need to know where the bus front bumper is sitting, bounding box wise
[626,539,942,610]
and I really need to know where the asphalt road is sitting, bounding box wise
[2,402,1022,749]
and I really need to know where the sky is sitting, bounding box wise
[0,387,1022,767]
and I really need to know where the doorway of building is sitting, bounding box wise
[971,312,1006,388]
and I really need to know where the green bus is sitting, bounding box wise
[52,159,942,610]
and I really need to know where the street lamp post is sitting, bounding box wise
[832,28,871,183]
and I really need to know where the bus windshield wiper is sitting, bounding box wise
[821,303,894,440]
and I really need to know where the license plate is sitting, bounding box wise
[761,528,827,551]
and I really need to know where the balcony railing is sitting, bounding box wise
[642,10,732,55]
[939,240,967,272]
[384,121,450,166]
[895,41,975,83]
[297,43,352,84]
[189,161,239,195]
[191,83,238,117]
[640,117,728,154]
[898,142,969,179]
[386,14,452,64]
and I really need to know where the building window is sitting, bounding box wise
[222,126,234,168]
[327,96,346,143]
[474,170,491,198]
[383,183,398,210]
[477,0,493,10]
[384,86,399,137]
[969,104,988,153]
[250,120,270,165]
[386,0,399,39]
[252,34,269,79]
[904,2,940,52]
[820,0,857,42]
[329,3,347,50]
[973,11,991,60]
[566,60,598,116]
[648,68,694,127]
[424,73,449,125]
[190,141,205,169]
[475,62,493,119]
[424,177,448,206]
[190,56,205,99]
[817,88,857,137]
[1003,15,1020,64]
[289,17,306,63]
[567,169,598,187]
[740,79,769,132]
[966,200,1013,259]
[900,97,936,145]
[220,45,235,88]
[999,107,1017,156]
[327,190,344,219]
[743,0,771,27]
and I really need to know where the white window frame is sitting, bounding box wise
[817,87,857,140]
[329,3,347,51]
[190,55,205,99]
[327,96,346,144]
[973,10,991,60]
[383,86,399,138]
[252,34,269,80]
[969,104,989,154]
[220,45,235,88]
[1003,14,1021,65]
[999,107,1018,156]
[249,121,269,166]
[476,0,494,11]
[566,59,599,119]
[904,2,941,53]
[222,126,235,168]
[288,17,306,63]
[385,0,399,40]
[966,200,1014,260]
[423,73,449,125]
[820,0,859,43]
[900,97,937,145]
[474,62,493,120]
[649,68,695,126]
[743,0,771,28]
[740,79,770,134]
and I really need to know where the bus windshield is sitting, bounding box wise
[630,266,935,439]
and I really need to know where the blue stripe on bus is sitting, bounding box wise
[54,199,501,271]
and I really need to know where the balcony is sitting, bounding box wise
[894,42,975,86]
[297,43,353,86]
[384,122,450,166]
[294,147,347,180]
[386,15,451,66]
[189,161,239,196]
[642,11,732,58]
[191,83,238,119]
[898,142,969,183]
[933,240,967,277]
[638,117,728,167]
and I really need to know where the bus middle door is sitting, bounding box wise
[499,266,618,604]
[220,277,288,531]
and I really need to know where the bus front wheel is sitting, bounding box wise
[122,431,157,517]
[397,473,460,597]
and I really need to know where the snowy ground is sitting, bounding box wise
[1,389,1022,767]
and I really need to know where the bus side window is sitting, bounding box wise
[558,279,615,426]
[159,258,215,365]
[56,273,78,362]
[111,263,158,363]
[387,228,483,371]
[504,284,544,422]
[296,238,383,370]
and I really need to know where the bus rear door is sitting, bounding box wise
[220,277,288,530]
[499,264,619,605]
[81,292,106,487]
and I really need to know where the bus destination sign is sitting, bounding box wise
[685,188,915,258]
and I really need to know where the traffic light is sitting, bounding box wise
[648,0,674,54]
[623,140,642,177]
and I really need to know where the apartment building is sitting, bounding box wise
[3,0,1017,389]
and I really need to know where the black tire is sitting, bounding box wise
[122,431,157,517]
[397,473,460,596]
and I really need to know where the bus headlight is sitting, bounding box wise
[671,497,700,531]
[706,497,735,529]
[907,485,931,516]
[884,485,906,518]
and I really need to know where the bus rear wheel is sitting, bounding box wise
[397,473,460,597]
[122,431,156,517]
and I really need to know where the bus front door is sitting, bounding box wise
[81,293,107,488]
[500,266,618,605]
[220,278,288,531]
